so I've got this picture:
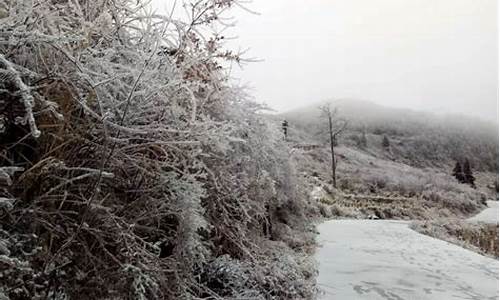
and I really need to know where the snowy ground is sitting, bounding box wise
[316,220,499,300]
[468,201,499,224]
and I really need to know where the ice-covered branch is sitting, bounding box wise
[0,54,40,137]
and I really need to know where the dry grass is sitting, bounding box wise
[411,220,499,258]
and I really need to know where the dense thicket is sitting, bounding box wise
[0,1,315,299]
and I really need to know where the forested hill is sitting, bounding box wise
[280,99,498,172]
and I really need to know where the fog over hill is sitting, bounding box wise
[280,99,498,171]
[282,99,497,128]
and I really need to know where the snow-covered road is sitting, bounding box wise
[468,201,499,224]
[316,220,499,299]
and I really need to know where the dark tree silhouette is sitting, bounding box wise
[463,159,476,188]
[282,120,289,140]
[452,161,465,183]
[382,135,390,149]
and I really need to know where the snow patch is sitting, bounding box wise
[315,220,498,299]
[468,201,499,224]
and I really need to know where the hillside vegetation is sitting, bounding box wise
[281,100,498,220]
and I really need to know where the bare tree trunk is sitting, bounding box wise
[328,114,337,188]
[320,104,347,189]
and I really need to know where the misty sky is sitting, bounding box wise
[154,0,498,121]
[226,0,498,120]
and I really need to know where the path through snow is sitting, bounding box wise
[316,220,499,299]
[468,201,499,224]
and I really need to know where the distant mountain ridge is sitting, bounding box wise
[281,99,497,129]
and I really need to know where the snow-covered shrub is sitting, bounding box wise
[318,203,332,218]
[0,1,314,299]
[330,204,357,218]
[199,241,317,299]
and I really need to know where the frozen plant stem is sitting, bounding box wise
[0,53,40,138]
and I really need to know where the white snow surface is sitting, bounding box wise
[468,201,499,224]
[316,220,499,300]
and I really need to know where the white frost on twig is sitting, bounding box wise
[0,197,14,210]
[0,167,24,186]
[0,54,40,138]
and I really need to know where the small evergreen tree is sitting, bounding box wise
[452,161,465,183]
[463,159,476,188]
[282,120,289,140]
[382,135,390,148]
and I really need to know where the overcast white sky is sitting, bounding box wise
[154,0,499,121]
